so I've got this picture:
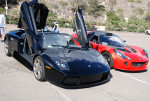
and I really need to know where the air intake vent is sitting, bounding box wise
[116,48,131,53]
[126,47,137,53]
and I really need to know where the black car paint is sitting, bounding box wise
[4,0,110,87]
[5,31,110,87]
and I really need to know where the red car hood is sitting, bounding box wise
[115,46,148,62]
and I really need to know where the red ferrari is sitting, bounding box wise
[72,31,149,71]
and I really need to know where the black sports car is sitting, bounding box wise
[4,0,110,87]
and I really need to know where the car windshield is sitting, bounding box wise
[99,35,126,47]
[43,34,85,48]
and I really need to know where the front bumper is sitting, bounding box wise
[45,67,110,88]
[62,71,110,88]
[114,58,149,71]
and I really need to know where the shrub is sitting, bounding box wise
[136,0,142,3]
[0,7,5,14]
[139,28,145,33]
[117,8,123,14]
[133,7,144,16]
[144,12,150,22]
[6,15,19,24]
[59,18,69,27]
[88,0,105,17]
[12,9,18,15]
[107,10,120,26]
[46,10,58,27]
[60,1,68,6]
[127,0,134,2]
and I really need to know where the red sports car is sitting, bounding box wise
[72,31,149,71]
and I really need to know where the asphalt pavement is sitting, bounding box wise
[0,25,150,101]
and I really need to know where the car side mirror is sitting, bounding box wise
[123,40,126,42]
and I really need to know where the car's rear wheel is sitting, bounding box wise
[4,39,12,56]
[102,51,114,69]
[33,56,45,81]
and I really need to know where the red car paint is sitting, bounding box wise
[72,31,149,71]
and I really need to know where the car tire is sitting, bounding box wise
[33,56,45,81]
[4,39,12,56]
[102,51,114,69]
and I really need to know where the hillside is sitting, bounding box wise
[40,0,150,22]
[1,0,150,22]
[1,0,150,33]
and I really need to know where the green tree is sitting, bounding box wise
[106,10,122,31]
[88,0,105,17]
[70,0,87,12]
[127,15,139,32]
[144,11,150,22]
[0,7,5,14]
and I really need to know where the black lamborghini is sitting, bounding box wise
[4,0,110,87]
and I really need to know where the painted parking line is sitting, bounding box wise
[119,72,150,85]
[49,83,71,101]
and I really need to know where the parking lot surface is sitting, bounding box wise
[0,25,150,101]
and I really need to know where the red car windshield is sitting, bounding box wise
[100,35,126,47]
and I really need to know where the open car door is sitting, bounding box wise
[74,9,89,47]
[18,0,49,54]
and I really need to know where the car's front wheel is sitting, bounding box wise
[33,56,45,81]
[4,39,12,56]
[102,51,114,69]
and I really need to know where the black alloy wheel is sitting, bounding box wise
[4,39,12,56]
[102,51,114,69]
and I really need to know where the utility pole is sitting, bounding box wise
[5,0,8,15]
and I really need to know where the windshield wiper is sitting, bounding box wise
[51,45,66,47]
[67,46,86,53]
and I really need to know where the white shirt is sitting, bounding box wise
[0,13,5,27]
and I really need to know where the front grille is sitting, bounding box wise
[80,73,102,84]
[132,62,146,67]
[63,71,110,86]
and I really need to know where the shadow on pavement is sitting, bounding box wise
[12,52,113,89]
[115,69,147,73]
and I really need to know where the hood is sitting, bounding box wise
[43,48,65,58]
[63,48,110,76]
[115,46,148,62]
[44,48,110,76]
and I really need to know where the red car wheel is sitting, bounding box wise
[102,51,114,69]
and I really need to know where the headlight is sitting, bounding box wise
[51,58,69,70]
[114,49,126,59]
[143,49,149,58]
[97,54,110,67]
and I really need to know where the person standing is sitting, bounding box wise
[52,20,59,33]
[52,24,59,33]
[0,11,6,41]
